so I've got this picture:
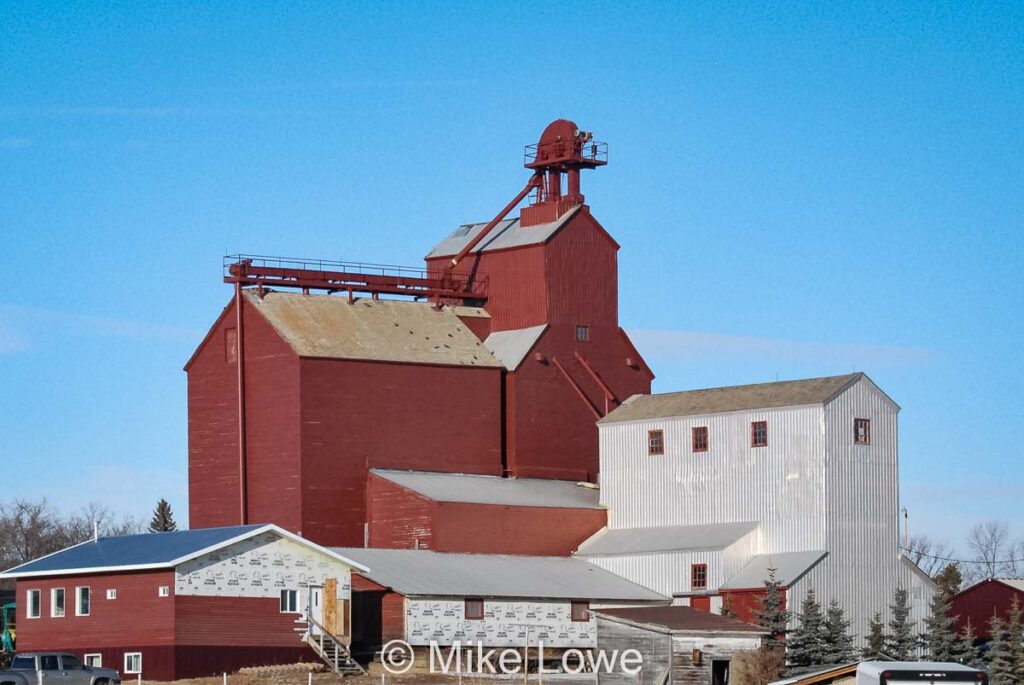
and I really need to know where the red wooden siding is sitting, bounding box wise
[382,591,406,642]
[299,357,503,546]
[366,472,434,549]
[187,296,302,531]
[542,210,618,327]
[720,588,787,625]
[431,501,606,556]
[951,580,1024,641]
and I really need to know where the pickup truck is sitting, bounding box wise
[0,653,121,685]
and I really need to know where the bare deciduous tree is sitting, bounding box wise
[966,521,1014,584]
[905,534,955,576]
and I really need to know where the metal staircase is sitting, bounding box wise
[294,613,365,676]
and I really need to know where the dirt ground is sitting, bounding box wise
[138,665,595,685]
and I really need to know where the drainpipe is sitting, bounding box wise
[235,283,248,524]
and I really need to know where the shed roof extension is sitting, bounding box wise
[244,291,501,367]
[720,550,828,590]
[601,373,870,424]
[577,522,758,556]
[595,605,766,634]
[371,469,602,509]
[483,325,547,370]
[332,547,667,602]
[425,207,580,259]
[1,524,369,579]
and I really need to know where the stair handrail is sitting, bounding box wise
[303,611,364,675]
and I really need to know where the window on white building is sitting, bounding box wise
[751,421,768,447]
[26,589,40,619]
[464,598,484,620]
[692,426,709,452]
[570,601,590,622]
[691,563,708,590]
[280,589,299,613]
[51,588,65,617]
[854,418,871,445]
[76,587,90,616]
[648,429,664,456]
[124,652,142,674]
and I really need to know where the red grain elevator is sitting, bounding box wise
[185,119,652,547]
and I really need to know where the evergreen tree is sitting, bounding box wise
[934,563,963,602]
[754,568,791,643]
[788,590,827,667]
[148,499,177,533]
[821,599,856,664]
[863,613,887,659]
[952,619,979,667]
[986,616,1015,685]
[922,589,960,661]
[886,588,917,660]
[1007,597,1024,684]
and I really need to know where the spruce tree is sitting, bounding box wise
[821,599,856,664]
[986,616,1015,685]
[148,499,177,533]
[1007,596,1024,684]
[789,590,826,667]
[952,619,979,667]
[886,588,917,660]
[754,568,791,644]
[934,563,963,602]
[922,589,959,661]
[863,612,886,659]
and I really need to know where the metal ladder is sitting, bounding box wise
[294,613,365,676]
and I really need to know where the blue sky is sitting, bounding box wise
[1,2,1021,552]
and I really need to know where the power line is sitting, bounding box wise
[900,547,1024,566]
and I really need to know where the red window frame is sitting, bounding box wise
[692,426,709,452]
[751,421,768,447]
[464,598,484,620]
[854,418,871,445]
[691,563,708,590]
[648,429,665,456]
[570,601,590,622]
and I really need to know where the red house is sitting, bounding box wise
[951,578,1024,641]
[0,525,366,681]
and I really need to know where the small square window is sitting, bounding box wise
[124,652,142,675]
[570,601,590,622]
[465,598,484,620]
[280,589,299,613]
[691,563,708,590]
[575,325,590,342]
[26,589,40,619]
[106,588,117,600]
[854,418,871,445]
[76,587,91,616]
[648,429,665,456]
[751,421,768,447]
[158,585,170,597]
[692,426,709,452]
[51,588,65,617]
[84,654,102,668]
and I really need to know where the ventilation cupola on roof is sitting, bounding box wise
[521,119,607,226]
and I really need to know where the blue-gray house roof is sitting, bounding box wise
[0,523,368,578]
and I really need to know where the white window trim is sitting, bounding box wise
[158,585,170,597]
[50,587,65,618]
[106,588,117,600]
[76,586,91,616]
[84,654,102,667]
[26,589,41,619]
[124,652,142,674]
[280,589,299,614]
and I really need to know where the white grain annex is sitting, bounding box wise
[582,373,933,644]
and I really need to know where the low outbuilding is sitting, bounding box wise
[594,605,767,685]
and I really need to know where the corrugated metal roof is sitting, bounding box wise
[332,548,668,601]
[1,525,265,576]
[577,522,758,556]
[595,606,766,634]
[484,325,547,370]
[372,469,602,509]
[425,207,580,259]
[245,292,501,367]
[995,578,1024,592]
[600,374,865,423]
[720,550,828,590]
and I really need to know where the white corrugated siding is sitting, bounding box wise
[585,550,725,597]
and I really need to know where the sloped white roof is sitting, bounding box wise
[332,547,667,602]
[721,551,828,590]
[371,469,602,509]
[483,325,547,370]
[425,207,580,259]
[578,522,758,556]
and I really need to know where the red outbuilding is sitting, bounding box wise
[951,578,1024,641]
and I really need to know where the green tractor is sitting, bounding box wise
[1,602,14,654]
